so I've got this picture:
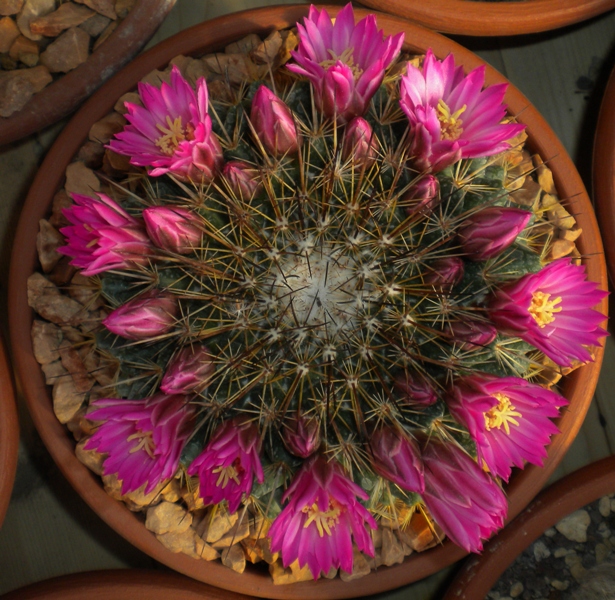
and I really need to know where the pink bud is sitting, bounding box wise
[394,372,438,406]
[450,320,497,350]
[321,62,356,123]
[103,291,178,340]
[458,207,531,261]
[342,117,378,166]
[142,206,202,254]
[160,345,214,395]
[186,130,224,182]
[222,161,262,199]
[424,257,464,290]
[404,175,439,214]
[282,414,321,458]
[251,86,299,156]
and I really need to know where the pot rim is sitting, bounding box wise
[7,5,608,598]
[0,0,176,147]
[357,0,615,36]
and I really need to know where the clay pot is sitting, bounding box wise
[0,569,251,600]
[0,332,18,529]
[7,5,608,599]
[0,0,176,147]
[594,64,615,285]
[356,0,615,36]
[443,454,615,599]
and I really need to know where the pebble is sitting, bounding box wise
[598,521,611,538]
[40,26,90,73]
[569,562,587,582]
[550,580,570,591]
[74,0,117,20]
[0,0,23,16]
[564,552,581,567]
[30,3,93,37]
[509,582,523,597]
[554,547,574,558]
[599,496,611,517]
[595,542,610,564]
[544,527,557,537]
[16,0,55,41]
[556,510,591,542]
[0,15,19,52]
[533,541,551,561]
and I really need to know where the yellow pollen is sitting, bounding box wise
[127,430,156,458]
[212,465,241,488]
[155,115,188,155]
[302,501,342,537]
[437,99,466,141]
[529,291,563,328]
[484,393,522,435]
[320,47,364,79]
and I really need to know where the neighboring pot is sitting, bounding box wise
[0,332,18,529]
[7,5,608,599]
[0,0,176,147]
[443,454,615,599]
[594,64,615,285]
[357,0,615,36]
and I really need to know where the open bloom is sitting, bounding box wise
[282,414,321,458]
[160,345,214,395]
[400,49,525,172]
[250,86,299,156]
[188,417,263,513]
[85,394,194,494]
[103,291,178,340]
[490,258,607,366]
[422,440,508,553]
[59,193,152,276]
[269,455,377,578]
[447,375,566,482]
[287,4,403,122]
[143,206,202,254]
[108,66,223,182]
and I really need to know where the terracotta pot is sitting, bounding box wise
[0,333,18,529]
[357,0,615,36]
[0,0,176,147]
[443,454,615,599]
[594,64,615,285]
[7,5,608,599]
[0,569,251,600]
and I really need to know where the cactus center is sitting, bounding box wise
[127,429,156,458]
[302,500,342,537]
[212,459,244,488]
[484,393,522,434]
[155,115,194,155]
[529,291,562,328]
[437,99,466,141]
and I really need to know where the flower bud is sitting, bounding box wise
[160,345,214,395]
[222,161,262,199]
[282,414,321,458]
[394,372,438,406]
[143,206,202,254]
[424,257,464,290]
[342,117,378,166]
[450,320,497,350]
[404,175,439,214]
[321,62,357,122]
[251,86,299,156]
[103,291,178,340]
[458,207,531,261]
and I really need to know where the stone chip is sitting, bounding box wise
[0,15,20,53]
[556,510,591,542]
[40,26,90,73]
[146,501,193,535]
[30,3,94,37]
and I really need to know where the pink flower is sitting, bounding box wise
[457,207,531,261]
[447,375,566,482]
[222,161,262,199]
[424,256,464,290]
[400,49,525,172]
[143,206,202,254]
[403,174,439,214]
[160,345,214,395]
[369,427,424,493]
[59,193,153,276]
[490,258,607,367]
[108,66,223,182]
[287,4,404,122]
[85,394,194,494]
[103,291,178,340]
[250,86,299,156]
[187,417,263,513]
[282,414,321,458]
[450,319,497,350]
[269,455,377,578]
[422,440,507,553]
[342,117,378,165]
[394,372,438,406]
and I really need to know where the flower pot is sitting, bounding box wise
[443,454,615,599]
[357,0,615,36]
[0,0,176,147]
[594,64,615,285]
[0,333,18,529]
[7,5,608,598]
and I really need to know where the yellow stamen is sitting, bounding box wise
[212,465,241,488]
[302,501,342,537]
[155,115,187,155]
[127,430,156,458]
[484,393,522,435]
[529,291,563,328]
[320,47,363,79]
[437,99,466,141]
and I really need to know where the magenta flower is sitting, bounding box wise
[103,291,178,340]
[394,371,438,406]
[342,117,378,165]
[85,394,194,494]
[490,258,607,367]
[447,375,566,482]
[222,160,262,199]
[400,49,525,172]
[369,427,424,493]
[403,174,439,214]
[422,440,507,553]
[108,66,223,182]
[269,455,377,578]
[282,414,321,458]
[450,319,497,350]
[457,207,531,261]
[160,345,214,395]
[59,193,153,276]
[287,4,404,123]
[250,86,299,156]
[424,256,464,290]
[187,417,263,513]
[143,206,202,254]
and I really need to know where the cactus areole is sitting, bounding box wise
[50,4,607,583]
